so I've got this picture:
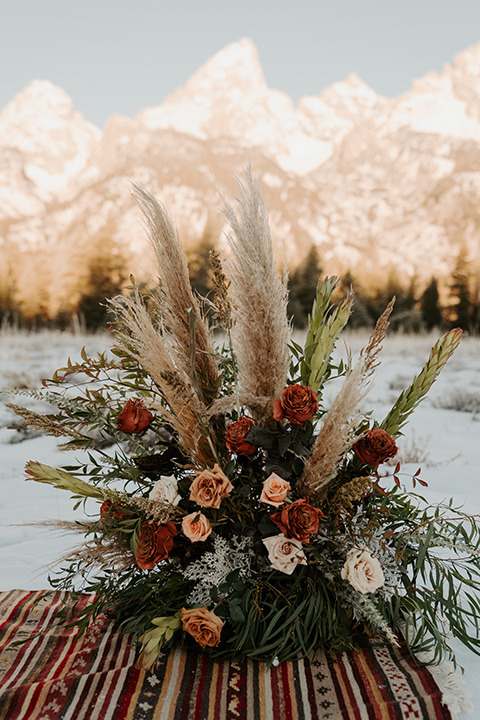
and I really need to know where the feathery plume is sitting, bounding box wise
[381,328,463,437]
[220,167,291,423]
[299,300,395,498]
[110,289,217,469]
[6,403,83,440]
[132,186,219,407]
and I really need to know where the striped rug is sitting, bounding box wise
[0,589,456,719]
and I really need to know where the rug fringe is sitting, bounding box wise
[418,654,473,719]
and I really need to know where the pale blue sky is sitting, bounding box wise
[2,0,480,128]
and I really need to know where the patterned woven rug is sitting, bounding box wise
[0,590,466,719]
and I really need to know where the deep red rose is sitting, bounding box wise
[273,384,318,425]
[225,417,257,455]
[271,498,323,543]
[117,399,154,434]
[353,428,398,468]
[136,521,177,570]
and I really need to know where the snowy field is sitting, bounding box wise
[0,328,479,716]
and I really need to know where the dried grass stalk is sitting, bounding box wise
[221,167,291,423]
[129,497,184,524]
[132,186,219,407]
[6,403,83,440]
[27,520,136,575]
[300,300,395,499]
[111,290,216,469]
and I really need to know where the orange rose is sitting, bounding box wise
[136,521,177,570]
[271,498,323,543]
[225,417,257,455]
[273,384,318,424]
[353,428,398,468]
[259,473,291,507]
[117,399,154,433]
[182,512,212,542]
[181,607,224,648]
[189,464,233,509]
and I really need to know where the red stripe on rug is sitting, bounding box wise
[213,658,225,719]
[269,666,281,718]
[0,591,34,633]
[301,659,321,720]
[336,654,365,720]
[280,661,294,720]
[193,654,209,720]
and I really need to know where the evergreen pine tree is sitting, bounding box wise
[421,278,443,331]
[77,238,128,330]
[187,228,216,300]
[288,244,323,327]
[449,248,472,330]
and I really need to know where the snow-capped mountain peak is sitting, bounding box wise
[0,79,101,212]
[184,37,267,97]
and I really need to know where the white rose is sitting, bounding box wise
[341,547,384,594]
[148,475,181,506]
[262,533,307,575]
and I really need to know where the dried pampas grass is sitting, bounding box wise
[111,289,217,469]
[220,167,291,424]
[110,188,222,469]
[132,187,219,407]
[300,299,395,498]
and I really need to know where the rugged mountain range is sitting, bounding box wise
[1,37,480,317]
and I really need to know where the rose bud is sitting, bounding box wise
[271,497,323,543]
[353,428,398,468]
[273,384,318,424]
[135,521,177,570]
[117,399,154,434]
[225,417,257,455]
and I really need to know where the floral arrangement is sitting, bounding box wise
[12,170,480,670]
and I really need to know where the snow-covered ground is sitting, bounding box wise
[0,328,479,715]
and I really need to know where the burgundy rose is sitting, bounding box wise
[353,429,398,468]
[225,417,257,455]
[117,399,154,434]
[273,384,318,425]
[271,498,323,543]
[136,521,177,570]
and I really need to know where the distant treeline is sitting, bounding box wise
[1,238,479,334]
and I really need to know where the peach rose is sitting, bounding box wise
[259,473,291,507]
[341,547,385,594]
[262,533,307,575]
[149,476,181,506]
[182,512,212,542]
[225,417,257,455]
[117,399,154,433]
[273,384,318,424]
[181,607,224,648]
[189,464,233,509]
